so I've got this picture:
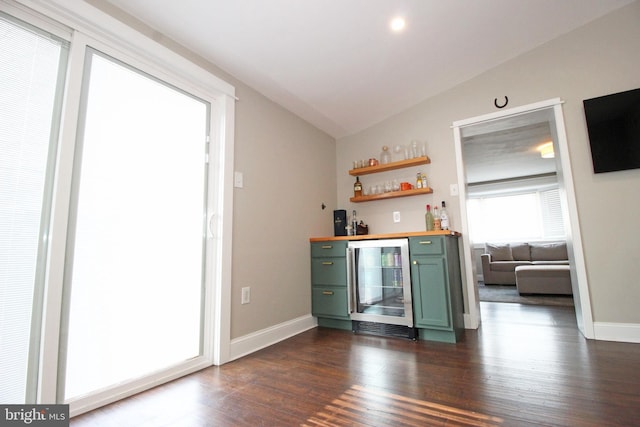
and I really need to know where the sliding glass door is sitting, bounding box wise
[1,2,234,411]
[60,49,210,401]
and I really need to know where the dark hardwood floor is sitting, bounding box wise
[71,302,640,426]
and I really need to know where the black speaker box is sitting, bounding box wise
[333,209,347,236]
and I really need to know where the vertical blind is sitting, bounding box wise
[0,13,68,403]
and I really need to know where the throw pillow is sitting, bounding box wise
[510,243,531,261]
[485,243,513,261]
[530,242,568,261]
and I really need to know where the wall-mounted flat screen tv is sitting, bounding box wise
[583,88,640,174]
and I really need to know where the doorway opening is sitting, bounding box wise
[452,99,594,338]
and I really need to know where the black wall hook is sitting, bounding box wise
[494,96,509,109]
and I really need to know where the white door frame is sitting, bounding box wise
[452,98,594,338]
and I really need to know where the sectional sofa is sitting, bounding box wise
[480,241,572,294]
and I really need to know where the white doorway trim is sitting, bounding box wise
[452,98,594,339]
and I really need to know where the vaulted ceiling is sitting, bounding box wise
[103,0,633,138]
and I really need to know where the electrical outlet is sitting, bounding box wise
[241,287,250,304]
[393,211,401,223]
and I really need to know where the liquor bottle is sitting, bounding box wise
[425,204,434,231]
[352,210,358,235]
[353,177,362,197]
[421,173,427,189]
[416,173,423,189]
[440,201,450,230]
[433,205,441,230]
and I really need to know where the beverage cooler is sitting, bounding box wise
[347,239,416,339]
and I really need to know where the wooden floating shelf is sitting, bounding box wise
[349,156,430,176]
[350,187,433,203]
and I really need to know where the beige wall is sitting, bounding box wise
[90,0,639,332]
[173,52,337,340]
[337,1,640,325]
[87,0,337,339]
[229,87,336,338]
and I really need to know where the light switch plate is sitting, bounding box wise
[450,183,459,196]
[234,171,243,188]
[393,211,401,223]
[241,287,250,304]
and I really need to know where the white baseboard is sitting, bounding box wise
[463,313,480,329]
[227,316,640,360]
[593,321,640,343]
[229,315,318,361]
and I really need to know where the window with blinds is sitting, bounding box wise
[467,187,566,243]
[0,12,68,403]
[540,188,565,238]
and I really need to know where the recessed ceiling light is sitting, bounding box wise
[390,17,406,32]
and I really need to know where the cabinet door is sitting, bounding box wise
[411,255,451,329]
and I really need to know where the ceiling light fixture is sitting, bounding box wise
[390,17,406,32]
[539,141,555,159]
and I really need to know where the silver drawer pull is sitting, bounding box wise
[321,245,333,249]
[322,291,334,296]
[419,240,432,245]
[322,261,334,265]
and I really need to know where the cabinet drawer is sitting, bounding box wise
[409,236,444,256]
[311,258,347,286]
[312,287,349,319]
[311,241,347,258]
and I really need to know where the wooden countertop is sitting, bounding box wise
[309,230,460,242]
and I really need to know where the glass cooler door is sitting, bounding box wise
[348,239,413,327]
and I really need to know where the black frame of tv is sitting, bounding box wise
[583,87,640,174]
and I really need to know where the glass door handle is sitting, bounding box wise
[208,214,216,238]
[412,260,418,265]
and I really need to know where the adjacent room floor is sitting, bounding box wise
[71,302,640,426]
[477,281,574,307]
